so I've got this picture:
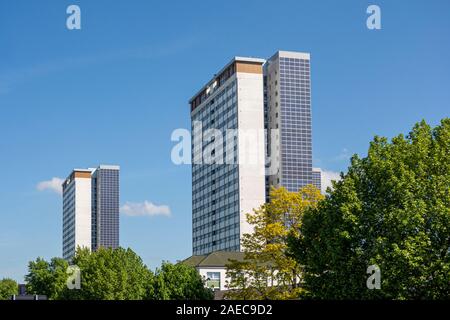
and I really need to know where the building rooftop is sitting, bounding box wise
[73,168,93,173]
[267,50,310,62]
[98,165,120,170]
[182,251,245,268]
[189,56,265,104]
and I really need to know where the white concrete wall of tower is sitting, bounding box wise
[236,71,266,241]
[74,177,92,253]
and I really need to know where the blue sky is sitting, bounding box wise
[0,0,449,281]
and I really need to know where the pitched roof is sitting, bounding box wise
[182,251,245,268]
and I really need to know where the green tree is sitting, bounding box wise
[24,248,214,300]
[25,248,152,300]
[151,262,214,300]
[0,278,18,300]
[25,257,69,299]
[226,185,323,300]
[65,247,153,300]
[289,119,450,299]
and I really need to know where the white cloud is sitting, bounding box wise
[121,201,171,218]
[320,169,342,194]
[37,177,64,195]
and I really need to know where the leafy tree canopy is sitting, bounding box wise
[25,257,68,300]
[289,119,450,299]
[0,278,18,300]
[24,247,213,300]
[151,262,214,300]
[226,185,323,300]
[65,247,153,300]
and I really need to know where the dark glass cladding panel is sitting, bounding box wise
[93,169,120,250]
[278,56,313,192]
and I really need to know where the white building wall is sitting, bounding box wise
[74,177,92,252]
[197,267,229,291]
[197,266,293,292]
[236,71,266,242]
